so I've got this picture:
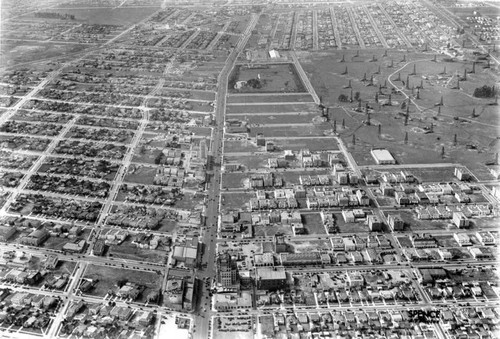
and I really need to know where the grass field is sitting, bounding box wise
[124,166,157,185]
[254,224,293,237]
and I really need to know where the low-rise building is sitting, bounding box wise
[367,215,383,231]
[454,233,472,246]
[387,214,404,231]
[476,231,495,245]
[255,267,287,290]
[452,212,470,228]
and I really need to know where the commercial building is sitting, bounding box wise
[387,214,404,231]
[172,237,199,268]
[21,229,49,246]
[370,149,396,165]
[216,253,238,287]
[255,267,287,290]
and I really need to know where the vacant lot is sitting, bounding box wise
[81,264,161,303]
[227,102,317,114]
[227,93,313,104]
[229,63,306,93]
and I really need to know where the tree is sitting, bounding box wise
[338,94,348,102]
[473,85,496,98]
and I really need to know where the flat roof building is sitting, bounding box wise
[371,149,396,165]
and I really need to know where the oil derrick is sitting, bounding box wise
[350,88,353,102]
[378,84,383,94]
[404,132,408,144]
[367,111,371,125]
[375,92,379,103]
[378,124,381,136]
[419,79,423,89]
[401,54,406,62]
[406,74,410,90]
[340,54,345,62]
[333,120,337,132]
[410,64,416,76]
[430,123,433,133]
[437,106,441,115]
[440,66,447,75]
[441,146,445,159]
[471,62,475,73]
[383,50,388,57]
[389,59,394,68]
[416,89,420,99]
[432,54,437,62]
[369,75,374,86]
[454,133,457,146]
[388,94,392,106]
[371,54,377,62]
[383,79,387,88]
[352,134,356,145]
[362,72,367,81]
[341,66,348,75]
[357,100,362,112]
[456,78,460,89]
[342,118,345,129]
[423,43,428,52]
[345,79,352,88]
[374,65,381,74]
[471,107,476,117]
[439,96,443,106]
[462,69,467,81]
[355,50,359,57]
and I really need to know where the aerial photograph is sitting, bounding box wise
[0,0,498,338]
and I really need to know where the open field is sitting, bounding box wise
[108,240,167,264]
[0,42,89,67]
[227,102,318,114]
[224,139,261,153]
[229,63,306,93]
[81,264,161,303]
[220,192,254,212]
[22,7,160,26]
[248,124,331,138]
[298,50,500,178]
[224,153,276,170]
[300,212,327,235]
[229,113,318,125]
[222,173,247,189]
[268,137,340,152]
[227,93,313,104]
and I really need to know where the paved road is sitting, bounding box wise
[194,13,260,339]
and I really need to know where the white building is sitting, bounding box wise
[371,149,396,165]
